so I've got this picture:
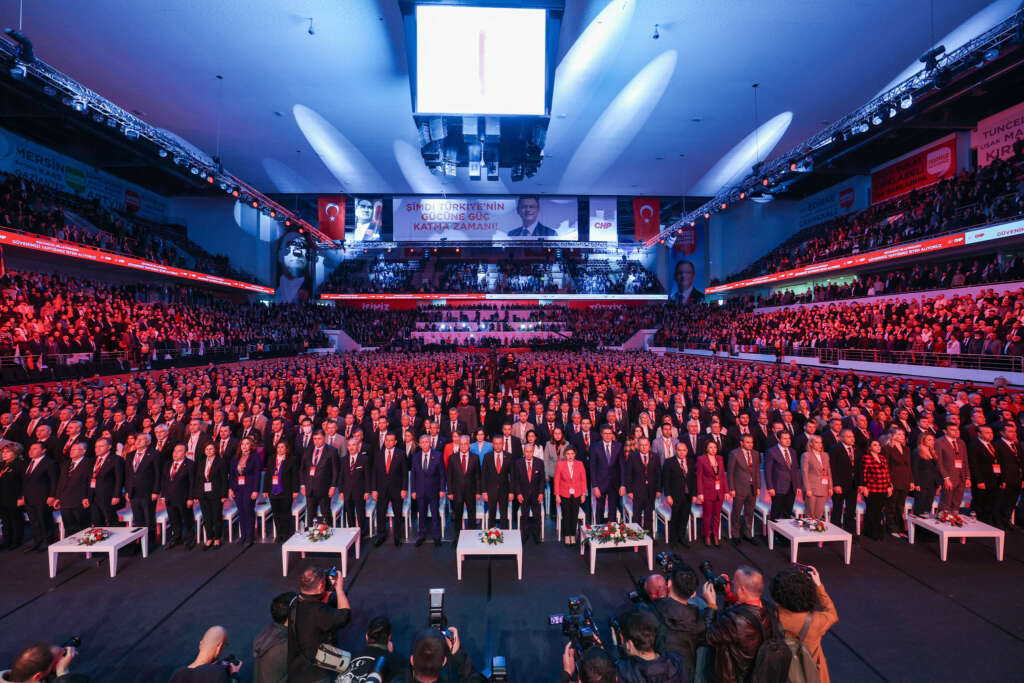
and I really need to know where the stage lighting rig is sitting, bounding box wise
[919,45,945,71]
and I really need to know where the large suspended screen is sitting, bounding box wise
[415,5,546,116]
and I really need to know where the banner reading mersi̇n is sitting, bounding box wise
[393,196,578,242]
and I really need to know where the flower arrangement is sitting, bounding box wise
[77,528,111,546]
[306,520,333,542]
[586,522,647,545]
[479,527,504,545]
[935,511,965,527]
[794,518,827,533]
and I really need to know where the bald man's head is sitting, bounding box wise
[195,625,228,664]
[732,566,764,603]
[644,574,669,600]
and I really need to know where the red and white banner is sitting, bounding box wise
[633,197,661,241]
[0,228,274,294]
[870,136,957,204]
[972,101,1024,167]
[317,196,346,242]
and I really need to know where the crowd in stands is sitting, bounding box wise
[656,288,1024,361]
[0,172,263,285]
[758,251,1024,306]
[717,153,1024,286]
[568,304,665,347]
[566,259,663,294]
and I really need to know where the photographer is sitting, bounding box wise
[652,565,707,680]
[770,566,838,683]
[253,592,296,683]
[403,627,485,683]
[1,642,86,682]
[347,616,405,682]
[614,608,686,683]
[701,567,771,683]
[287,567,352,683]
[169,626,242,682]
[559,645,617,683]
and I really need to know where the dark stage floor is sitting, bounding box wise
[2,519,1024,682]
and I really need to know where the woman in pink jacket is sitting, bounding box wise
[554,446,587,545]
[696,441,731,546]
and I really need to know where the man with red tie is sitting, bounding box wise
[482,435,513,530]
[300,430,338,528]
[87,437,123,527]
[372,432,407,547]
[125,433,161,547]
[625,437,661,532]
[54,442,91,536]
[515,443,546,544]
[446,435,480,535]
[160,444,195,549]
[967,425,998,525]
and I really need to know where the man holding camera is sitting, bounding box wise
[559,645,618,683]
[403,628,485,683]
[653,565,707,680]
[0,642,85,682]
[701,566,772,683]
[169,626,243,682]
[613,608,686,682]
[287,567,352,683]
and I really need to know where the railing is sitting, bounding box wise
[672,343,1023,374]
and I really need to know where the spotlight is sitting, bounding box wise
[206,175,215,183]
[789,162,797,172]
[285,219,292,226]
[9,62,26,80]
[762,178,769,186]
[269,210,277,218]
[739,192,746,199]
[871,113,883,126]
[190,166,200,175]
[852,122,869,134]
[720,202,727,210]
[900,94,913,110]
[71,97,88,113]
[231,187,240,197]
[251,199,259,208]
[984,47,999,62]
[888,105,897,119]
[91,112,104,123]
[652,24,660,40]
[43,85,57,96]
[750,191,774,204]
[690,221,695,227]
[704,212,710,219]
[919,45,945,71]
[124,128,140,140]
[158,148,169,158]
[218,181,227,190]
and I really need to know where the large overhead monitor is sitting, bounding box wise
[412,4,549,116]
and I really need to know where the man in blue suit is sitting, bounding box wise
[764,430,803,520]
[410,434,445,547]
[589,426,626,524]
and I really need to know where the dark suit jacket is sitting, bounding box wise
[56,457,92,508]
[266,454,300,497]
[508,222,557,237]
[625,452,662,502]
[125,448,161,499]
[727,447,761,495]
[829,443,861,491]
[372,448,408,496]
[0,458,24,505]
[994,439,1023,487]
[161,459,195,505]
[301,445,339,497]
[482,450,514,499]
[410,448,445,497]
[764,445,802,494]
[192,453,229,499]
[88,454,124,505]
[514,457,546,499]
[22,456,59,505]
[589,440,625,493]
[446,450,480,499]
[662,455,695,498]
[967,439,998,490]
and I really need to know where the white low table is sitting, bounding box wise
[907,514,1004,561]
[281,527,361,577]
[48,527,148,578]
[580,523,653,575]
[456,529,523,580]
[768,519,852,565]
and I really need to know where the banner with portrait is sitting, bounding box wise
[392,196,579,241]
[665,221,707,306]
[348,197,384,242]
[274,229,316,302]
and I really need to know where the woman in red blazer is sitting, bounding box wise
[696,441,731,546]
[554,446,588,545]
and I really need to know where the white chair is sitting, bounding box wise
[654,498,672,542]
[556,501,587,539]
[197,500,239,543]
[331,494,344,526]
[689,502,703,542]
[365,499,377,537]
[383,496,412,541]
[292,494,307,532]
[55,511,65,540]
[621,499,657,536]
[256,498,273,539]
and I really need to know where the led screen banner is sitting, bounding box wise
[0,126,169,222]
[349,197,383,242]
[870,135,957,204]
[798,176,870,229]
[392,196,578,242]
[972,100,1024,167]
[665,222,707,306]
[588,197,618,242]
[274,229,316,302]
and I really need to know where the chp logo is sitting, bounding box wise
[838,187,855,210]
[926,146,952,177]
[671,225,697,256]
[125,189,141,214]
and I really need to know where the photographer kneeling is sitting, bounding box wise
[403,627,485,683]
[615,608,686,683]
[287,567,352,683]
[653,565,707,680]
[1,642,86,683]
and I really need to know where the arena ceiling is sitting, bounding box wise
[1,0,1017,198]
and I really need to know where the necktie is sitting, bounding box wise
[505,437,511,452]
[462,453,468,474]
[27,459,37,475]
[313,447,321,467]
[744,450,751,468]
[642,454,648,467]
[93,457,104,476]
[423,452,429,471]
[526,459,532,482]
[846,446,854,464]
[496,453,502,473]
[350,455,356,471]
[70,459,78,472]
[220,440,226,454]
[386,450,393,473]
[782,448,790,468]
[134,452,143,471]
[605,443,611,464]
[171,462,179,479]
[205,458,212,479]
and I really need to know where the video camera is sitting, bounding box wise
[550,596,600,655]
[627,551,685,603]
[315,647,390,683]
[699,560,731,591]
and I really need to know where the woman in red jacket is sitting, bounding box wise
[554,446,587,545]
[696,441,731,546]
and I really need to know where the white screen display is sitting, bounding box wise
[416,5,546,116]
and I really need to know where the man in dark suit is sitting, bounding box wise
[338,439,370,537]
[498,423,523,460]
[372,433,407,546]
[54,442,91,535]
[968,426,998,525]
[994,422,1022,531]
[727,434,761,544]
[589,426,626,524]
[159,444,195,548]
[125,433,161,546]
[507,196,557,237]
[764,431,803,520]
[294,419,316,461]
[440,408,468,443]
[21,443,59,550]
[662,442,696,547]
[264,418,291,460]
[515,443,546,544]
[214,424,239,462]
[301,431,338,528]
[410,434,445,546]
[183,419,213,462]
[87,437,123,527]
[446,435,481,535]
[238,416,263,448]
[829,429,861,532]
[625,438,661,532]
[482,435,514,530]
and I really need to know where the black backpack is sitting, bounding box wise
[749,607,820,683]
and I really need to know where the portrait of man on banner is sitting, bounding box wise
[275,230,315,303]
[668,224,706,306]
[508,196,557,237]
[351,197,383,242]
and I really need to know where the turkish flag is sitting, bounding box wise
[317,196,346,241]
[633,197,660,241]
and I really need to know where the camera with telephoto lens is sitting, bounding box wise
[61,636,81,652]
[699,560,730,591]
[428,588,448,630]
[626,576,648,604]
[658,551,684,572]
[219,654,241,682]
[550,596,599,656]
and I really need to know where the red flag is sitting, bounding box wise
[633,197,660,241]
[317,196,346,241]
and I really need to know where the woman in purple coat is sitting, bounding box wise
[229,436,263,546]
[696,440,731,546]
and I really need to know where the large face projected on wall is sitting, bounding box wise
[275,230,314,303]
